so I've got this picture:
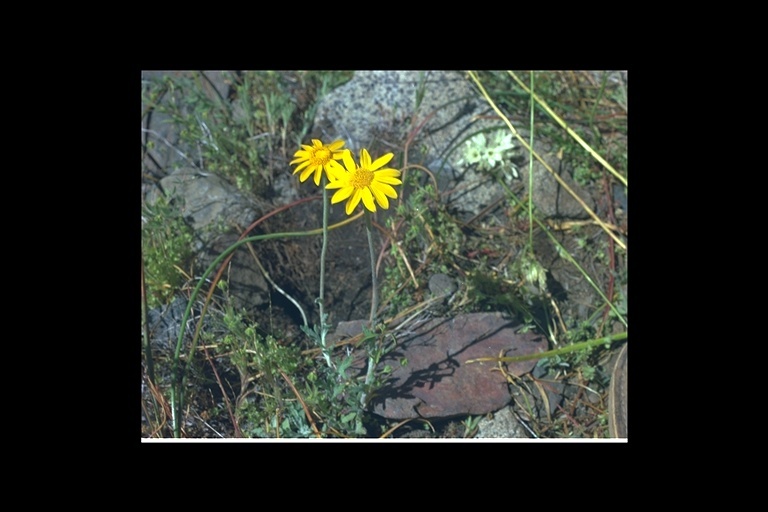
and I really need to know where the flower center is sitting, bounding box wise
[351,168,374,188]
[311,148,331,165]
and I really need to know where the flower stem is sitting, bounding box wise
[318,182,333,368]
[364,212,378,327]
[361,212,378,406]
[319,184,328,322]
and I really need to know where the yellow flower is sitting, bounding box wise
[290,139,346,186]
[326,149,403,215]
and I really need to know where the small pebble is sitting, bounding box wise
[428,273,457,298]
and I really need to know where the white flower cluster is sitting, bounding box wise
[456,131,519,178]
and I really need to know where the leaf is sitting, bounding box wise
[337,355,354,375]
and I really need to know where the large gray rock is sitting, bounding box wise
[313,70,595,220]
[314,70,478,157]
[150,167,260,241]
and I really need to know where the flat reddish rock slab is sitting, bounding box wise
[366,312,547,420]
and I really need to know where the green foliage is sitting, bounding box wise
[215,306,398,438]
[581,363,596,381]
[462,415,483,438]
[571,160,602,186]
[142,193,195,308]
[470,71,627,189]
[533,318,608,384]
[142,72,263,193]
[142,71,353,195]
[467,270,542,327]
[300,355,369,437]
[382,178,465,312]
[217,305,310,438]
[298,324,395,437]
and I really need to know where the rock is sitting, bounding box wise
[145,296,215,352]
[150,167,260,243]
[145,167,270,312]
[475,405,528,438]
[428,273,457,299]
[314,70,480,159]
[367,312,547,420]
[312,70,595,220]
[525,138,594,219]
[425,274,457,315]
[198,232,270,311]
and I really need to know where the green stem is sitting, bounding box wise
[318,182,333,368]
[140,254,155,385]
[318,183,328,326]
[365,212,378,327]
[466,331,627,365]
[528,71,535,250]
[361,211,379,407]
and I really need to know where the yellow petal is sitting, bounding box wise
[347,189,363,215]
[300,166,316,182]
[292,160,310,173]
[371,184,389,209]
[327,159,346,178]
[370,152,394,170]
[375,175,402,186]
[360,148,372,168]
[331,187,353,203]
[342,150,357,173]
[326,179,346,190]
[377,183,398,198]
[374,169,400,178]
[361,187,376,212]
